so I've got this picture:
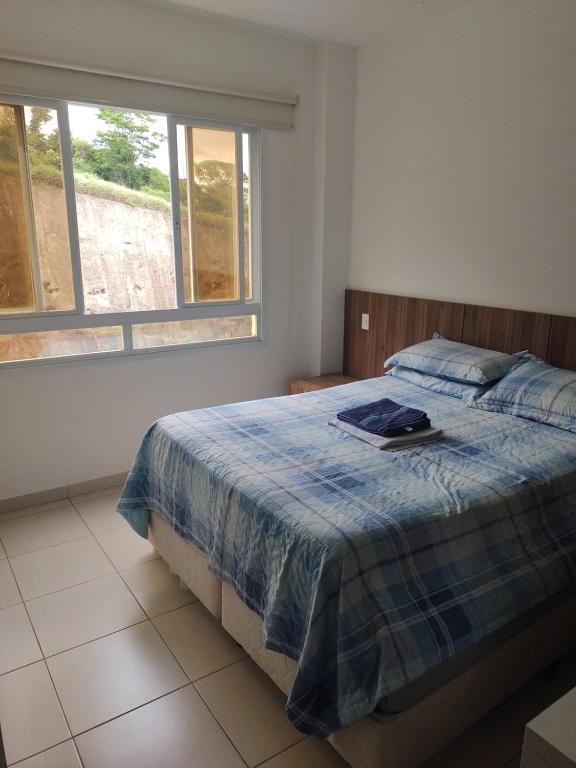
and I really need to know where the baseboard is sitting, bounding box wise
[0,472,128,515]
[67,472,128,499]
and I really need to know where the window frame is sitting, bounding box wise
[0,92,263,368]
[0,93,86,319]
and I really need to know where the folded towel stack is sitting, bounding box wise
[333,398,442,450]
[329,419,442,450]
[337,398,430,436]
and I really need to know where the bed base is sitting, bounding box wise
[149,512,576,768]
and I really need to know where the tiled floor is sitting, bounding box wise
[0,488,574,768]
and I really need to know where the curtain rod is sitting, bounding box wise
[0,54,299,107]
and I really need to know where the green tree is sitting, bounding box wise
[27,107,51,142]
[192,160,249,222]
[141,166,170,200]
[0,106,18,166]
[90,109,164,190]
[194,160,235,216]
[0,105,62,184]
[26,107,62,170]
[71,137,98,175]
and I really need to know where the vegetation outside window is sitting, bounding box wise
[0,104,75,314]
[0,96,261,365]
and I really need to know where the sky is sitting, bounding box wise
[68,105,249,178]
[25,103,250,179]
[68,104,171,174]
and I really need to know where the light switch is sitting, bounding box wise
[361,313,369,331]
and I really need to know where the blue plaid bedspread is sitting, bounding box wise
[117,377,576,736]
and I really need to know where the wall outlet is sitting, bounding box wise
[361,313,369,331]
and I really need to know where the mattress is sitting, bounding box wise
[119,377,576,736]
[151,510,576,714]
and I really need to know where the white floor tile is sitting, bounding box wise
[10,537,115,600]
[121,559,196,618]
[153,603,246,681]
[73,493,128,534]
[0,507,90,557]
[195,658,304,767]
[11,740,82,768]
[259,738,350,768]
[0,661,70,764]
[0,559,21,609]
[27,573,146,657]
[0,603,42,674]
[76,685,245,768]
[95,527,158,570]
[47,621,188,735]
[0,499,73,524]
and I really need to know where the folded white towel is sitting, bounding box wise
[329,419,443,450]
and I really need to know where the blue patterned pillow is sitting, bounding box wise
[471,359,576,432]
[385,338,517,385]
[388,366,487,402]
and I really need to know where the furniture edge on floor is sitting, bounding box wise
[289,374,360,395]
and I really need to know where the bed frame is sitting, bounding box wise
[150,290,576,768]
[343,290,576,378]
[150,512,576,768]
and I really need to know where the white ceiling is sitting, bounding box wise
[140,0,470,46]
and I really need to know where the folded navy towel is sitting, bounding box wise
[337,398,430,437]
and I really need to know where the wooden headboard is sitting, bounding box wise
[343,289,576,379]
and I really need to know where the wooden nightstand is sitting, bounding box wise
[289,374,359,395]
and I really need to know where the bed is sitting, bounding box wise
[118,293,576,768]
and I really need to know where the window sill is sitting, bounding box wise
[0,333,263,371]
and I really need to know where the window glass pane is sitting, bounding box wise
[69,105,175,313]
[132,314,256,349]
[0,104,75,315]
[24,106,75,311]
[177,124,191,302]
[0,104,35,314]
[0,326,123,363]
[178,125,239,302]
[242,132,252,301]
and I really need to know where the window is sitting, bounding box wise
[0,103,75,314]
[132,315,257,350]
[0,327,123,363]
[0,95,260,366]
[69,104,176,314]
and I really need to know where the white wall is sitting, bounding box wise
[311,43,356,375]
[0,0,355,499]
[350,0,576,316]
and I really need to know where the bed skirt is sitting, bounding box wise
[149,511,576,768]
